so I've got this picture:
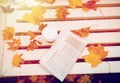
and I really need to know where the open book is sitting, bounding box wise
[40,30,88,81]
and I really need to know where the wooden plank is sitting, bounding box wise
[2,61,120,76]
[3,32,120,47]
[3,46,120,61]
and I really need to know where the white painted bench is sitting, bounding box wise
[0,0,120,77]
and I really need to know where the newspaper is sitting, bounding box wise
[40,30,88,81]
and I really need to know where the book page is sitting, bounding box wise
[40,30,87,81]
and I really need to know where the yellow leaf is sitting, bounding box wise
[3,26,14,40]
[27,31,36,40]
[68,0,82,8]
[83,51,102,67]
[12,53,24,67]
[29,75,38,83]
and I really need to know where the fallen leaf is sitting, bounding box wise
[88,44,108,59]
[83,51,102,67]
[77,75,91,83]
[27,40,42,51]
[71,27,90,37]
[1,5,14,13]
[56,6,69,20]
[3,26,15,40]
[39,23,47,31]
[37,0,55,4]
[82,0,98,11]
[12,53,24,67]
[83,44,108,67]
[27,31,36,40]
[17,79,25,83]
[7,38,21,51]
[29,75,38,83]
[68,0,82,8]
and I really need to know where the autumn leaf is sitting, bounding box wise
[3,26,15,40]
[27,31,36,40]
[39,23,47,31]
[56,6,69,20]
[23,5,46,25]
[12,53,24,67]
[7,38,21,51]
[88,44,108,59]
[29,75,38,83]
[82,0,98,11]
[83,44,108,67]
[71,27,90,37]
[83,51,102,67]
[77,75,91,83]
[68,0,82,8]
[1,5,14,13]
[27,40,42,51]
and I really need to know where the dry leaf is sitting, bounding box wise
[68,0,82,8]
[82,0,98,11]
[27,31,36,40]
[23,5,46,25]
[71,27,90,37]
[27,40,42,51]
[83,44,108,67]
[12,53,24,67]
[3,26,15,40]
[29,75,38,83]
[77,75,91,83]
[1,5,14,13]
[88,44,108,59]
[17,79,25,83]
[39,23,47,31]
[83,51,102,67]
[56,6,69,20]
[7,38,21,51]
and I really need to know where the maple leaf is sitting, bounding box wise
[77,75,91,83]
[68,0,82,8]
[7,38,21,51]
[56,6,69,20]
[1,5,14,13]
[27,40,42,51]
[82,0,98,12]
[12,53,24,67]
[29,75,38,83]
[83,51,102,67]
[23,13,34,23]
[71,27,90,37]
[39,23,47,31]
[83,44,108,67]
[3,26,15,40]
[27,31,36,40]
[88,44,108,59]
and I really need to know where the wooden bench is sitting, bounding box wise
[0,0,120,77]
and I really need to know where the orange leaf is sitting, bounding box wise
[71,27,90,37]
[7,38,21,51]
[56,6,69,20]
[3,26,15,40]
[82,1,98,12]
[83,51,102,67]
[68,0,82,8]
[27,40,42,51]
[17,80,24,83]
[27,31,36,40]
[29,75,38,83]
[12,53,24,67]
[39,23,47,31]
